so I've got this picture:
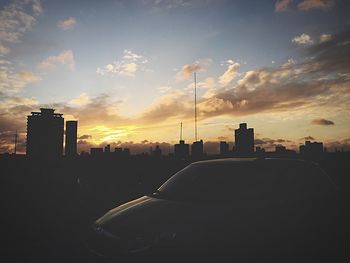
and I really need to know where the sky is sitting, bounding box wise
[1,0,350,154]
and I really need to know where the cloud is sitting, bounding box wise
[292,33,314,45]
[139,89,192,123]
[298,0,335,11]
[157,86,172,93]
[275,0,293,12]
[132,30,350,124]
[253,138,296,151]
[0,95,39,153]
[300,136,315,140]
[304,30,350,74]
[69,93,90,106]
[0,65,39,94]
[123,49,143,61]
[144,0,194,11]
[31,0,44,15]
[319,33,332,43]
[218,61,240,86]
[96,49,147,77]
[58,17,77,31]
[325,138,350,151]
[38,50,75,71]
[176,63,202,81]
[78,134,92,140]
[311,118,335,125]
[0,0,42,56]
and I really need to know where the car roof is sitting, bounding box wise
[192,157,310,166]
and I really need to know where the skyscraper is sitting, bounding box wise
[220,141,229,155]
[26,108,64,158]
[65,120,78,157]
[234,123,254,156]
[191,139,204,158]
[174,140,189,160]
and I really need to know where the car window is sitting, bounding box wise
[157,161,336,204]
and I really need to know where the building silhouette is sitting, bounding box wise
[174,140,189,159]
[255,146,265,154]
[275,145,287,154]
[191,140,204,158]
[104,144,111,153]
[90,148,103,156]
[234,123,254,156]
[152,145,162,157]
[65,120,77,157]
[300,141,324,156]
[26,108,64,158]
[220,141,229,155]
[114,147,130,157]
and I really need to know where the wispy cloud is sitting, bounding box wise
[176,59,211,81]
[140,30,350,122]
[311,118,335,125]
[319,33,332,43]
[292,33,314,45]
[218,60,240,86]
[69,93,90,106]
[0,63,39,94]
[275,0,293,12]
[58,17,77,31]
[38,50,75,71]
[298,0,335,11]
[96,49,147,77]
[0,0,43,56]
[300,136,315,140]
[176,63,202,81]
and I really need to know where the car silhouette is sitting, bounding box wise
[85,158,344,262]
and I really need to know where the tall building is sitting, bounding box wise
[300,141,324,156]
[65,120,78,157]
[174,140,189,159]
[220,141,229,155]
[234,123,254,156]
[191,140,204,158]
[26,108,64,158]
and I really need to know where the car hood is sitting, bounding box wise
[94,195,220,237]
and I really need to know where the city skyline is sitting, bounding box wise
[1,0,350,154]
[19,107,329,157]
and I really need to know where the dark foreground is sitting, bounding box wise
[1,153,350,262]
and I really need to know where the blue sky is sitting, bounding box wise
[1,0,350,153]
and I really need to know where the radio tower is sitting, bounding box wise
[180,122,183,141]
[14,130,18,155]
[194,72,198,142]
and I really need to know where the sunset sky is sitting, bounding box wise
[1,0,350,154]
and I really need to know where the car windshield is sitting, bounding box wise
[156,160,336,204]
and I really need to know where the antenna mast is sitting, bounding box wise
[180,122,183,141]
[194,72,198,142]
[14,130,18,155]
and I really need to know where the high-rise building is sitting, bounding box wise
[299,141,324,156]
[174,140,189,159]
[191,139,204,158]
[26,108,64,158]
[220,141,229,155]
[65,120,78,157]
[234,123,254,156]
